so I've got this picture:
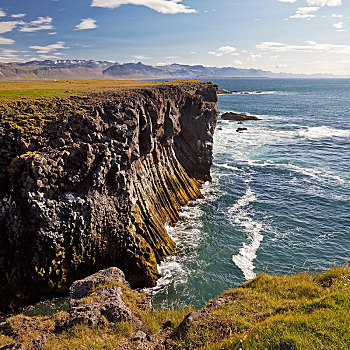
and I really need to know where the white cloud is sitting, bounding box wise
[48,32,57,35]
[19,17,54,32]
[248,53,262,61]
[0,21,21,34]
[0,9,6,17]
[257,40,350,54]
[333,21,343,29]
[75,18,98,30]
[276,63,288,68]
[233,60,243,65]
[29,41,69,54]
[91,0,196,14]
[165,56,179,59]
[0,36,14,44]
[331,14,343,17]
[208,46,236,57]
[307,0,341,6]
[0,48,18,58]
[132,55,151,59]
[290,7,319,19]
[278,0,297,2]
[38,53,64,59]
[11,14,26,18]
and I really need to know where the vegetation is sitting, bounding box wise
[181,266,350,350]
[0,79,202,100]
[0,267,348,349]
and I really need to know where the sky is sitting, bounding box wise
[0,0,350,75]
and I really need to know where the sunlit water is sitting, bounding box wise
[147,78,350,309]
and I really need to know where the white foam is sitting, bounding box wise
[214,163,240,171]
[229,91,277,95]
[145,181,219,297]
[228,186,264,280]
[298,126,350,139]
[285,163,346,185]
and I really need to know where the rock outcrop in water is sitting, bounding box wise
[0,81,219,311]
[221,112,260,121]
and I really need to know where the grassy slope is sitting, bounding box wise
[0,267,349,349]
[184,267,350,350]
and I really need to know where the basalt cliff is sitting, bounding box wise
[0,81,219,312]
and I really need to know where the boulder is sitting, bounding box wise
[66,267,148,328]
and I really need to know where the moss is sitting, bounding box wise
[76,296,103,306]
[0,334,15,347]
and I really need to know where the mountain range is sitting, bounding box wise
[0,60,341,80]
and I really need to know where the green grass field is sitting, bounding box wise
[0,79,202,100]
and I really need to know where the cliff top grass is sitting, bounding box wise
[0,79,204,134]
[0,79,203,100]
[0,267,349,349]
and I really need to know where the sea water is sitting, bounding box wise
[147,78,350,309]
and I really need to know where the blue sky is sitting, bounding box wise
[0,0,350,74]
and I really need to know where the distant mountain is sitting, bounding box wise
[0,60,113,80]
[0,60,342,80]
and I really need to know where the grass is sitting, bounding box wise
[1,267,348,349]
[0,79,202,100]
[179,267,350,350]
[140,306,194,335]
[45,322,133,350]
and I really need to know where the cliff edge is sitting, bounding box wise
[0,80,219,311]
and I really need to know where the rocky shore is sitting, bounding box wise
[0,81,219,312]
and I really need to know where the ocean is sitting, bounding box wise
[147,78,350,309]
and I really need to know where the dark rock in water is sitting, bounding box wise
[217,89,230,95]
[238,121,243,124]
[222,112,260,121]
[0,81,219,312]
[236,127,248,132]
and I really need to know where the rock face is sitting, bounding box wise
[221,112,260,121]
[0,81,219,311]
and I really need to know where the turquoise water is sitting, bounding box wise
[148,79,350,309]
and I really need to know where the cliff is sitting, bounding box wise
[0,80,219,312]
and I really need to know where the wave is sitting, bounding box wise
[298,126,350,139]
[230,91,277,95]
[228,186,263,280]
[284,163,345,185]
[214,162,241,171]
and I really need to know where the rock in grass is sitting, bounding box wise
[66,267,149,328]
